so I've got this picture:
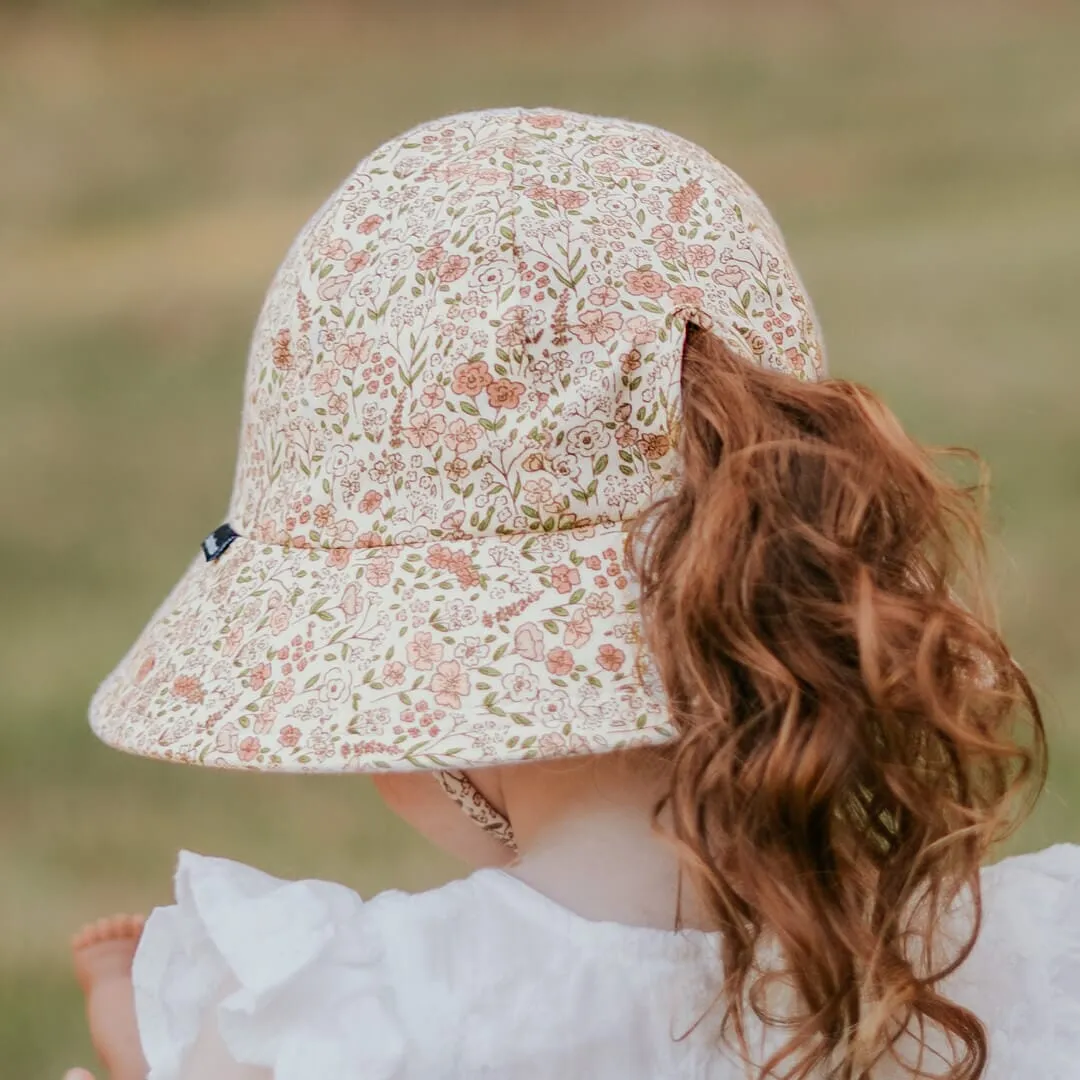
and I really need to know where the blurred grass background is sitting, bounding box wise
[1,0,1078,1072]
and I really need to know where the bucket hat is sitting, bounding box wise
[90,107,826,774]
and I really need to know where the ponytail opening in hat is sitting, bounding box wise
[628,325,1047,1078]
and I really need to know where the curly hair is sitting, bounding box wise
[628,325,1047,1079]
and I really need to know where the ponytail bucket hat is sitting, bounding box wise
[90,107,826,775]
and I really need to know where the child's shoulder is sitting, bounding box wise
[131,851,708,1079]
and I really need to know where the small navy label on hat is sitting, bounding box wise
[202,523,239,562]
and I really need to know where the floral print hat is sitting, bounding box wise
[90,107,826,776]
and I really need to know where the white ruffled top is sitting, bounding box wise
[132,845,1080,1079]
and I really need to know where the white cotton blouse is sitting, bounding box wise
[132,845,1080,1080]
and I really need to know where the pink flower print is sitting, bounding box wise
[237,736,261,762]
[319,667,351,705]
[784,346,807,372]
[495,304,544,347]
[569,309,624,344]
[565,420,609,456]
[444,418,481,455]
[441,509,466,532]
[453,636,488,666]
[533,689,573,727]
[551,565,581,595]
[382,661,405,686]
[668,178,704,223]
[475,265,506,292]
[248,663,271,691]
[656,238,681,260]
[686,244,716,268]
[418,244,446,271]
[624,269,668,299]
[586,591,615,618]
[485,378,525,410]
[134,654,156,683]
[215,722,240,753]
[318,274,351,301]
[588,285,619,306]
[328,547,351,569]
[426,544,454,571]
[171,675,205,704]
[668,284,705,309]
[272,329,293,372]
[513,622,546,663]
[437,255,469,282]
[253,707,276,735]
[341,583,363,619]
[366,556,392,587]
[564,609,593,648]
[420,383,445,408]
[336,332,372,371]
[314,503,334,528]
[598,644,626,671]
[713,265,749,290]
[445,457,469,480]
[554,189,587,210]
[524,180,556,202]
[269,606,289,634]
[451,360,493,397]
[404,411,446,448]
[345,250,370,273]
[278,725,302,747]
[407,631,444,671]
[273,677,295,705]
[447,551,479,588]
[526,114,565,128]
[523,476,556,510]
[357,214,384,234]
[538,732,569,755]
[545,648,574,676]
[327,392,348,415]
[322,238,352,260]
[430,660,470,708]
[501,662,539,701]
[312,365,340,396]
[651,223,673,239]
[621,316,657,346]
[359,490,383,514]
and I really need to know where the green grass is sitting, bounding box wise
[1,1,1078,1072]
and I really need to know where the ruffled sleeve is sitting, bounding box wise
[131,851,406,1080]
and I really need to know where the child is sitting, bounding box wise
[70,108,1079,1079]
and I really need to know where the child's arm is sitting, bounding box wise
[73,914,271,1080]
[71,916,148,1080]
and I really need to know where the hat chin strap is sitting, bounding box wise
[433,770,517,851]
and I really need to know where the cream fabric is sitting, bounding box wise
[90,107,825,774]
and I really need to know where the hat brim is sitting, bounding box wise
[90,525,672,772]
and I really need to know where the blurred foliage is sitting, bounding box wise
[1,0,1078,1073]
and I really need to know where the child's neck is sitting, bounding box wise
[477,752,717,932]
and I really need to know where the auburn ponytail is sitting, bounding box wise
[629,325,1046,1079]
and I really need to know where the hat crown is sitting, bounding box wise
[227,108,825,553]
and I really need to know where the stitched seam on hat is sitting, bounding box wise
[216,516,634,555]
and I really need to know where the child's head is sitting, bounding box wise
[90,108,1046,1078]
